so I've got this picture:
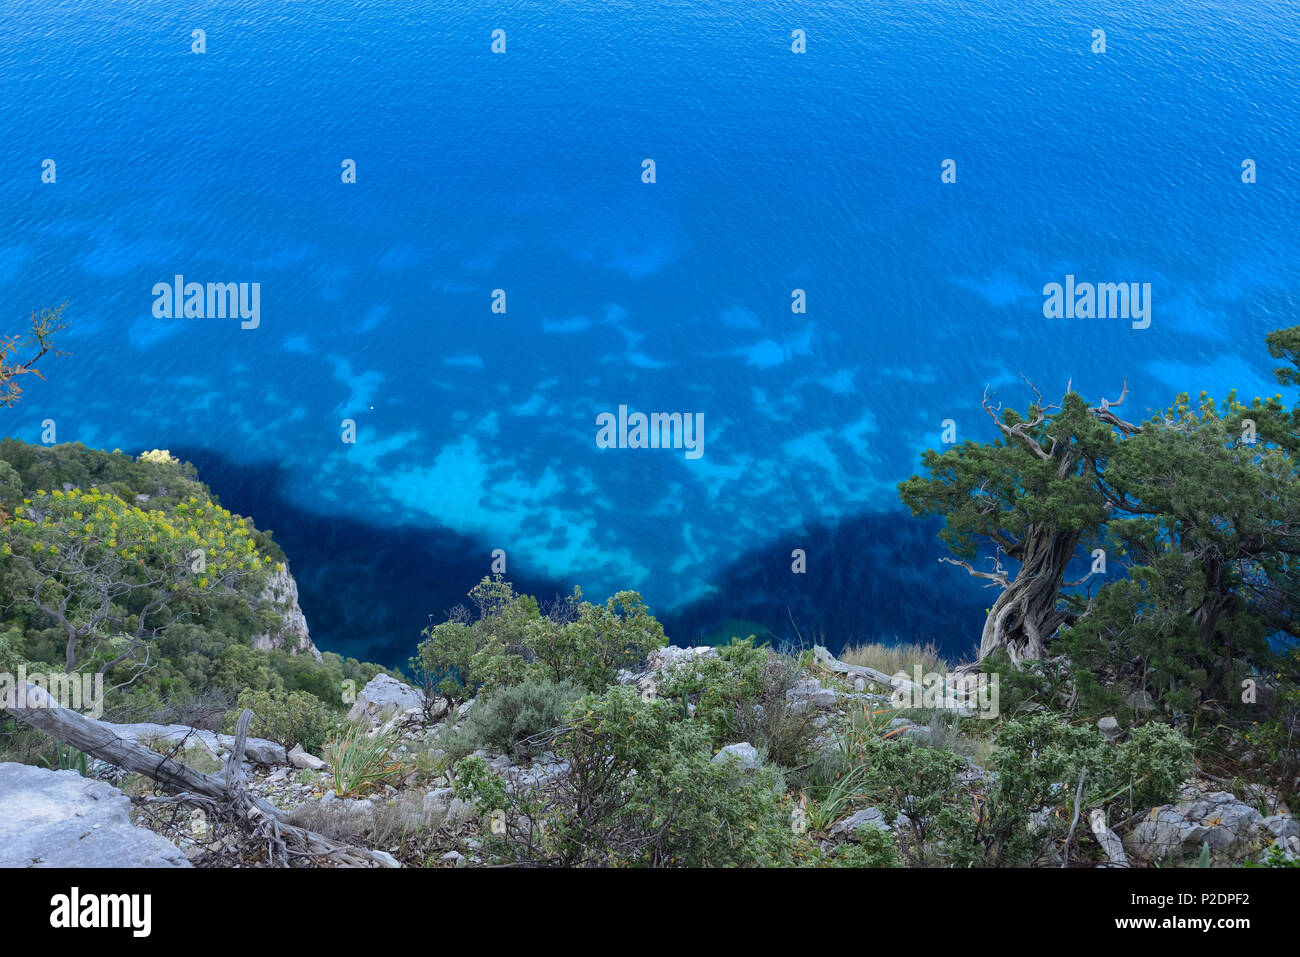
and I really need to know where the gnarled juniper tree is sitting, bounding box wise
[898,381,1139,664]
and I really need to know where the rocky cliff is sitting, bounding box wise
[251,565,322,661]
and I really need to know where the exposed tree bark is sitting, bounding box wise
[813,644,917,693]
[956,381,1141,666]
[1089,809,1129,867]
[975,526,1080,663]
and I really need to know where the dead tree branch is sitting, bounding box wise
[4,683,397,868]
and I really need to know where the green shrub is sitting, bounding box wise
[948,714,1192,867]
[980,649,1073,717]
[518,589,667,692]
[858,736,965,865]
[658,637,818,768]
[416,577,539,703]
[442,678,582,760]
[228,688,334,755]
[462,685,794,867]
[416,578,667,703]
[819,827,902,868]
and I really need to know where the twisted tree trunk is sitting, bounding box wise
[978,525,1080,663]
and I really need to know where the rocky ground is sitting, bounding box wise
[2,645,1297,868]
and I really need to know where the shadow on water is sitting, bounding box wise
[659,512,988,662]
[171,447,574,669]
[173,447,987,668]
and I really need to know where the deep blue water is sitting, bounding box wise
[2,1,1298,666]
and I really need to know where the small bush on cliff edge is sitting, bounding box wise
[416,577,667,703]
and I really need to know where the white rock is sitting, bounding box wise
[647,645,719,672]
[787,679,837,709]
[830,807,902,840]
[347,674,425,725]
[423,788,454,815]
[713,743,760,769]
[0,763,190,868]
[288,744,327,770]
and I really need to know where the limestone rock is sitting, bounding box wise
[347,674,424,726]
[831,807,905,841]
[1125,691,1156,711]
[1097,716,1121,742]
[250,565,322,661]
[647,645,718,673]
[786,679,837,709]
[288,744,327,771]
[0,763,190,868]
[713,742,760,769]
[1125,791,1264,862]
[1262,814,1299,840]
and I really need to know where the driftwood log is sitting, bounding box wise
[4,681,398,867]
[812,644,908,690]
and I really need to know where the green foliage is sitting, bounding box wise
[0,627,26,673]
[416,577,667,704]
[980,649,1074,717]
[1266,325,1300,390]
[658,637,819,768]
[464,685,794,867]
[326,721,404,798]
[1248,844,1300,868]
[452,754,508,809]
[819,827,902,868]
[228,687,335,755]
[658,637,767,741]
[898,391,1117,563]
[0,440,387,720]
[857,737,965,865]
[415,577,539,703]
[3,486,269,678]
[948,715,1192,867]
[519,589,667,692]
[1053,387,1300,715]
[39,740,88,777]
[442,678,582,760]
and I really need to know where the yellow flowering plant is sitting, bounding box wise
[4,487,268,677]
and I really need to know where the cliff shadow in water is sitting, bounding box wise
[659,511,989,663]
[173,448,987,668]
[170,447,574,669]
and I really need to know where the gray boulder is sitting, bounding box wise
[786,679,838,710]
[1125,791,1264,862]
[1262,815,1299,840]
[0,763,190,868]
[288,744,327,771]
[713,742,760,769]
[647,645,718,673]
[1097,716,1121,742]
[347,674,424,725]
[1126,691,1156,711]
[831,807,906,841]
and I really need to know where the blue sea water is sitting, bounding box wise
[2,1,1297,666]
